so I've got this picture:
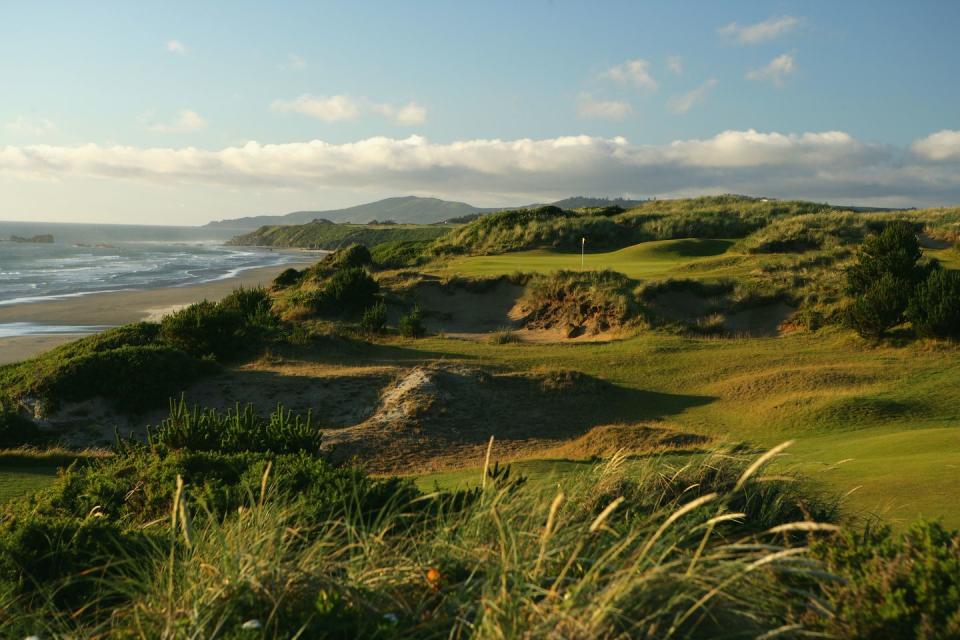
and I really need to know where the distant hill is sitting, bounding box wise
[205,196,498,230]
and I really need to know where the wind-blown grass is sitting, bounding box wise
[0,445,849,638]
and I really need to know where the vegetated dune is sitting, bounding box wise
[321,363,709,473]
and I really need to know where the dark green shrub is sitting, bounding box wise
[219,285,273,320]
[0,409,41,447]
[398,306,425,338]
[847,221,927,296]
[360,302,388,334]
[810,521,960,639]
[323,244,372,271]
[310,267,379,314]
[22,449,418,528]
[844,273,910,338]
[0,514,159,609]
[907,268,960,339]
[149,398,322,455]
[160,300,246,359]
[28,345,204,413]
[272,267,303,289]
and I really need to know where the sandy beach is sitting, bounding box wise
[0,261,316,364]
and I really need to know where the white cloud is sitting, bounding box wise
[271,95,361,122]
[370,101,427,125]
[668,78,717,114]
[747,54,796,86]
[666,56,683,75]
[273,95,426,125]
[719,16,800,44]
[0,129,928,206]
[166,39,187,54]
[576,93,632,120]
[601,59,658,92]
[911,130,960,161]
[4,116,54,136]
[144,109,207,133]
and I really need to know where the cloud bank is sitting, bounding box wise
[3,129,960,206]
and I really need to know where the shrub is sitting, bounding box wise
[844,273,911,338]
[19,449,416,530]
[907,268,960,339]
[847,221,927,296]
[489,327,520,344]
[271,267,303,289]
[219,285,273,320]
[0,514,159,611]
[323,243,372,272]
[360,301,388,334]
[149,398,322,455]
[809,521,960,639]
[398,306,425,338]
[160,300,246,359]
[310,267,379,314]
[0,409,41,447]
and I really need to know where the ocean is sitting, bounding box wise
[0,220,305,336]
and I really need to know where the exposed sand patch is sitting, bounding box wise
[322,363,675,473]
[413,278,525,333]
[143,305,189,322]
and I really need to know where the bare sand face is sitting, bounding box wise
[0,262,316,365]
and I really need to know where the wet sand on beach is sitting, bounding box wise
[0,261,315,365]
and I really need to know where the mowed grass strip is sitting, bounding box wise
[428,238,751,280]
[375,329,960,526]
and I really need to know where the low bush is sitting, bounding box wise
[160,301,247,360]
[398,305,425,337]
[808,520,960,638]
[0,409,42,447]
[907,268,960,339]
[844,273,911,338]
[359,301,388,334]
[149,398,323,455]
[309,267,380,314]
[271,266,303,289]
[325,243,372,271]
[161,288,277,361]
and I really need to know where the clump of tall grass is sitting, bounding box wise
[3,443,848,638]
[488,327,521,344]
[148,397,322,454]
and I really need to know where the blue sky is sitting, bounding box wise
[2,1,960,224]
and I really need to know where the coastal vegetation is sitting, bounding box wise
[227,219,449,250]
[1,195,960,637]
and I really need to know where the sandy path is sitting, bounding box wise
[0,261,315,364]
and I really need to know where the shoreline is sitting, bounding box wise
[0,260,316,365]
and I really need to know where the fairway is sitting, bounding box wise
[393,328,960,527]
[0,464,59,504]
[429,238,753,280]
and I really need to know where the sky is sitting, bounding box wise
[2,1,960,225]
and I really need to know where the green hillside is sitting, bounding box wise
[206,195,492,229]
[227,220,452,250]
